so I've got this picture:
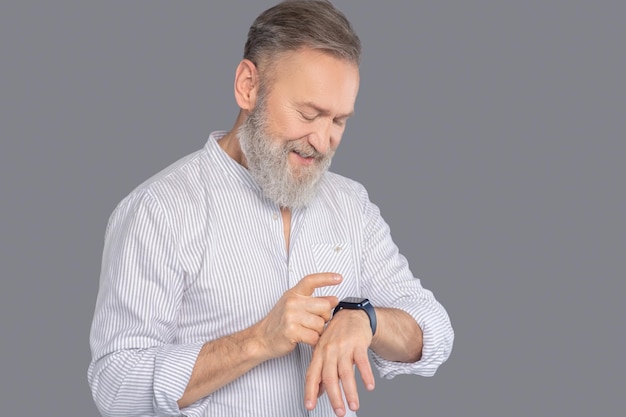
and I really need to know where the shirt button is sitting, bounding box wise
[273,213,278,220]
[334,246,342,252]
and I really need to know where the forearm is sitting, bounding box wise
[370,307,423,363]
[89,324,269,415]
[177,324,269,408]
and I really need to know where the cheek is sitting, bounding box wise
[277,121,315,143]
[267,110,309,141]
[330,128,345,149]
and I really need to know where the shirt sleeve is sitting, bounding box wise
[88,190,203,417]
[357,186,454,379]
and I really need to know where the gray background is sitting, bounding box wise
[1,1,624,416]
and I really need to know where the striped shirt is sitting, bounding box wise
[88,131,454,417]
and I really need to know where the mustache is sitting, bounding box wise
[284,141,330,160]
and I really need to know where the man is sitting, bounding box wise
[88,1,454,416]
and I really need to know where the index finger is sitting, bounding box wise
[292,273,342,296]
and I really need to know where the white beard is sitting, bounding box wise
[238,96,334,209]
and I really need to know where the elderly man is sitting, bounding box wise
[88,1,454,416]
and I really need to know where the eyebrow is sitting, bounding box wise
[299,101,355,119]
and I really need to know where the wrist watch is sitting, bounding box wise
[332,297,377,336]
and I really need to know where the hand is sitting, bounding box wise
[255,273,342,359]
[304,309,376,416]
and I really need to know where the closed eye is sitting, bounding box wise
[333,118,347,127]
[299,112,318,121]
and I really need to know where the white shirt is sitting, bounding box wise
[88,131,454,417]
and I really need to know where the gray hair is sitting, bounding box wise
[244,0,361,71]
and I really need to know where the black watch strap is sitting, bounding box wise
[332,297,377,335]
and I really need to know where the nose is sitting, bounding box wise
[308,119,333,155]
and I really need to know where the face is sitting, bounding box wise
[238,48,360,208]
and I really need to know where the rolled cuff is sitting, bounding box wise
[153,341,205,415]
[371,300,454,379]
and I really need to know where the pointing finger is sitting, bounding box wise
[292,273,342,296]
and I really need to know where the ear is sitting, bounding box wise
[234,59,260,111]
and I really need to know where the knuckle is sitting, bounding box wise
[337,365,354,379]
[321,375,338,386]
[314,317,325,331]
[285,321,298,335]
[308,333,320,346]
[354,354,370,366]
[320,343,338,357]
[284,296,299,308]
[305,370,320,383]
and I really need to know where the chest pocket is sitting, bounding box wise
[311,242,359,299]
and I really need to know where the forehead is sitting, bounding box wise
[263,48,360,114]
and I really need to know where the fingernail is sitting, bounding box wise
[334,408,345,416]
[333,274,342,281]
[349,401,358,410]
[305,401,313,410]
[367,383,375,390]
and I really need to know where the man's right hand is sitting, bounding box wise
[255,273,342,359]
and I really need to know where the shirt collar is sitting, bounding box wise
[204,130,261,193]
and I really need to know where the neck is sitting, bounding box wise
[218,111,248,167]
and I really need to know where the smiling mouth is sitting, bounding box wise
[290,151,319,168]
[292,150,315,159]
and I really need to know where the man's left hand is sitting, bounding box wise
[304,309,375,416]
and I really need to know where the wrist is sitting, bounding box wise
[332,308,370,322]
[332,297,377,336]
[246,321,277,362]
